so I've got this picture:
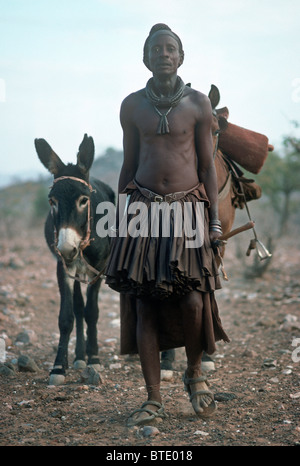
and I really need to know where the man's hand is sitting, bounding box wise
[209,229,222,245]
[209,219,223,252]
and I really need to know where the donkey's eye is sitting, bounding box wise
[49,197,58,209]
[78,196,89,208]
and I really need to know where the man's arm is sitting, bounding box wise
[118,94,140,193]
[195,94,221,240]
[115,94,140,228]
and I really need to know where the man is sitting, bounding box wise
[106,23,229,426]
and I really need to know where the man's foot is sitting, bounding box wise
[126,400,166,427]
[183,371,217,418]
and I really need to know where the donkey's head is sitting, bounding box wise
[35,134,95,263]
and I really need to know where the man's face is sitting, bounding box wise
[148,32,183,77]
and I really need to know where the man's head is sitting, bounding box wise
[143,23,184,71]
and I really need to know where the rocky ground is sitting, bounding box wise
[0,224,299,449]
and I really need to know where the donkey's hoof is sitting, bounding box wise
[49,373,66,386]
[49,366,66,386]
[74,359,87,370]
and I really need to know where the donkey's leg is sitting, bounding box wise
[85,278,102,370]
[73,280,86,370]
[49,261,74,385]
[160,349,175,370]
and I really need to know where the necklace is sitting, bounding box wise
[153,106,172,134]
[145,76,186,134]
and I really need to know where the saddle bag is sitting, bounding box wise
[218,122,273,174]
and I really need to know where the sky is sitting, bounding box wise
[0,0,299,186]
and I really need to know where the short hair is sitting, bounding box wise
[143,23,184,70]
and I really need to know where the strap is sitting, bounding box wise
[189,389,214,402]
[184,374,207,385]
[218,172,232,201]
[141,400,164,410]
[128,401,166,419]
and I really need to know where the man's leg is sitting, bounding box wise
[179,291,216,417]
[136,297,161,404]
[126,297,165,426]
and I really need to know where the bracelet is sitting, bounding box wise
[210,219,222,226]
[209,226,223,234]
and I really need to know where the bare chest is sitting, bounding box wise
[134,99,197,140]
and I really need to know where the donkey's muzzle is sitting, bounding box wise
[57,228,81,263]
[58,242,78,262]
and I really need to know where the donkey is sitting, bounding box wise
[35,134,115,385]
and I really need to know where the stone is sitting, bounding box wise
[242,348,258,358]
[110,318,120,328]
[160,369,174,381]
[17,355,40,372]
[142,426,160,437]
[202,353,215,371]
[281,321,300,332]
[103,338,117,347]
[194,430,209,436]
[284,314,298,323]
[16,331,30,344]
[109,362,122,370]
[9,257,25,269]
[0,363,15,377]
[290,392,300,399]
[80,366,102,385]
[262,358,277,368]
[255,317,277,327]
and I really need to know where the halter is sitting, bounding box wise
[49,176,105,285]
[51,175,95,192]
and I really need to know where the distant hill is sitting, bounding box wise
[91,147,123,193]
[0,147,123,231]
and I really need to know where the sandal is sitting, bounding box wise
[183,371,217,419]
[126,400,166,427]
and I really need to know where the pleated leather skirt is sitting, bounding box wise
[105,180,229,354]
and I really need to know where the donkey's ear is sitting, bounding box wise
[34,138,65,175]
[218,115,228,132]
[77,134,94,174]
[208,84,220,110]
